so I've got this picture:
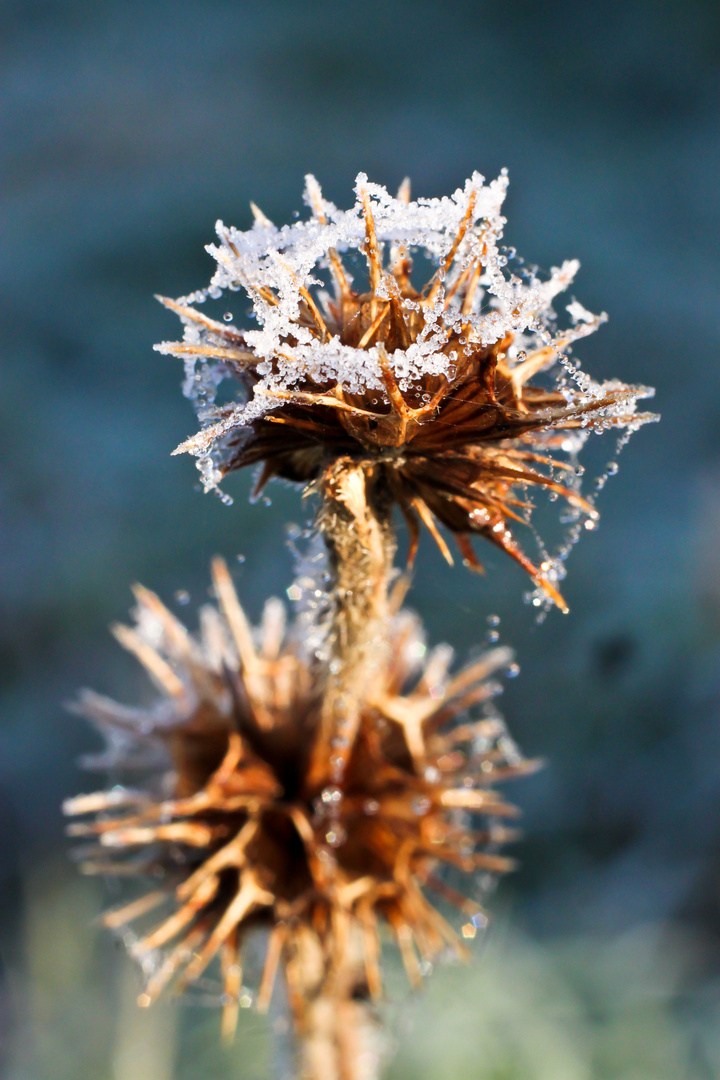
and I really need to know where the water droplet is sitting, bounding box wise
[329,755,345,780]
[412,796,431,816]
[363,798,379,816]
[487,630,500,644]
[487,614,500,627]
[321,787,342,805]
[506,662,520,678]
[606,461,619,475]
[223,312,233,322]
[236,554,246,564]
[325,825,347,848]
[174,590,190,605]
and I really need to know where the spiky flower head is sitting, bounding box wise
[156,172,656,609]
[65,560,534,1040]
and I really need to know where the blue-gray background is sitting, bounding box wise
[2,1,719,1077]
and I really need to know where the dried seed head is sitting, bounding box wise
[65,561,535,1038]
[156,172,657,608]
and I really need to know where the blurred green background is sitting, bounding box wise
[2,0,720,1076]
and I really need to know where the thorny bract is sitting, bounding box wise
[156,172,657,611]
[65,560,534,1041]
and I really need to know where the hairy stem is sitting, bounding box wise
[286,926,383,1080]
[305,458,396,795]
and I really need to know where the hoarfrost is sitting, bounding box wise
[157,170,653,496]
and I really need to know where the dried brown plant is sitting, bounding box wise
[65,560,533,1077]
[65,170,656,1080]
[157,173,656,612]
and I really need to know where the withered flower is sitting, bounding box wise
[156,172,656,609]
[65,560,534,1057]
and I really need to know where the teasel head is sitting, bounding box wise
[64,560,535,1054]
[156,171,657,611]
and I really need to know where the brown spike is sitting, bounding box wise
[110,624,185,698]
[358,185,383,301]
[211,557,259,671]
[220,930,243,1044]
[256,924,287,1013]
[424,190,477,306]
[410,498,454,566]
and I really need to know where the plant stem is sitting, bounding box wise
[286,926,382,1080]
[305,458,396,795]
[289,458,394,1078]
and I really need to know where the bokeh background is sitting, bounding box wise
[2,1,719,1076]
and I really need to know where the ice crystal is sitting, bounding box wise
[156,172,657,608]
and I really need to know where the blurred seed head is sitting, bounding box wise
[65,560,536,1038]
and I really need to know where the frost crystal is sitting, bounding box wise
[156,171,657,609]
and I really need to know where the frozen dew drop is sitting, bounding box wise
[325,825,347,848]
[329,754,345,781]
[607,461,619,475]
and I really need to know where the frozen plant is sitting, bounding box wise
[67,172,657,1080]
[65,561,533,1076]
[157,171,656,612]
